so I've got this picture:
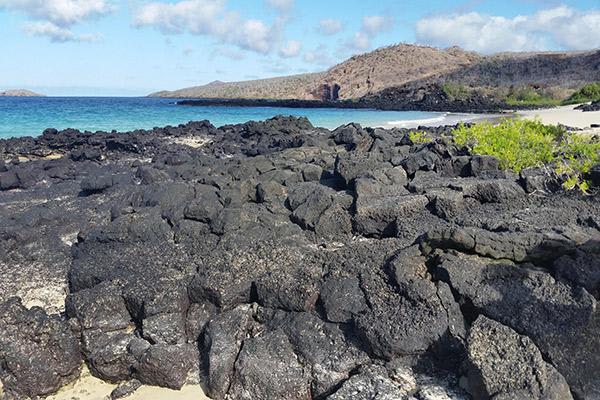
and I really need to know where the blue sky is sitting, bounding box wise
[0,0,599,96]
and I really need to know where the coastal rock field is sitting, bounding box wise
[0,117,599,399]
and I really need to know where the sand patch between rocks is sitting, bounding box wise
[46,365,211,400]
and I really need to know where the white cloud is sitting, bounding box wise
[265,0,294,13]
[415,6,600,53]
[304,44,336,66]
[0,0,115,25]
[212,46,246,60]
[349,31,370,51]
[134,0,289,54]
[24,21,99,42]
[0,0,114,42]
[344,14,394,53]
[317,18,342,35]
[279,39,302,58]
[361,15,393,35]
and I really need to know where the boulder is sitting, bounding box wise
[133,344,194,390]
[327,365,415,400]
[319,276,368,323]
[267,312,369,397]
[334,152,382,187]
[463,316,573,400]
[204,305,256,399]
[228,330,311,400]
[0,298,81,399]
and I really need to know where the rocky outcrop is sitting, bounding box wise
[0,89,43,97]
[1,116,600,399]
[0,298,81,399]
[575,100,600,112]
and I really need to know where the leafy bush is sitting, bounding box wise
[453,119,600,192]
[504,86,561,107]
[409,131,431,145]
[442,82,472,101]
[563,82,600,105]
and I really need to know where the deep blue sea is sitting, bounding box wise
[0,97,480,139]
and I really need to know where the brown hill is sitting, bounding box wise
[150,73,323,100]
[317,44,481,99]
[0,89,43,97]
[150,44,600,102]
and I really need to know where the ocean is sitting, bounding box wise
[0,97,481,139]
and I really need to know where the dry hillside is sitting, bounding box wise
[150,44,600,102]
[317,44,481,99]
[150,73,323,100]
[0,89,43,97]
[445,50,600,88]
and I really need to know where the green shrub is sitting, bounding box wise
[504,86,561,107]
[453,119,600,192]
[409,131,431,145]
[563,82,600,105]
[442,82,472,101]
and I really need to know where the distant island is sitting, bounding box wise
[150,44,600,113]
[0,89,44,97]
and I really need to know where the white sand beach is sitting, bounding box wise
[520,104,600,132]
[46,365,211,400]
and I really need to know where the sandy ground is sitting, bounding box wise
[46,365,211,400]
[520,104,600,133]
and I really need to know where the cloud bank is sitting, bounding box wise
[416,6,600,53]
[0,0,114,41]
[134,0,297,56]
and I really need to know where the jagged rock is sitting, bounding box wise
[3,116,600,399]
[267,312,370,397]
[0,170,19,190]
[426,189,464,221]
[463,316,573,400]
[354,192,429,237]
[436,252,600,398]
[256,181,287,203]
[110,379,142,399]
[66,281,137,382]
[401,148,439,175]
[301,164,323,182]
[133,344,194,390]
[228,330,311,400]
[334,152,382,186]
[355,264,465,360]
[552,240,600,298]
[424,226,577,263]
[327,365,415,400]
[0,298,81,399]
[203,305,256,399]
[450,178,525,203]
[136,165,170,184]
[184,185,222,223]
[81,173,131,193]
[468,155,500,177]
[520,167,557,193]
[319,276,367,323]
[332,123,367,147]
[436,252,596,339]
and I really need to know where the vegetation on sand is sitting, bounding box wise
[503,86,562,107]
[453,119,600,192]
[563,82,600,105]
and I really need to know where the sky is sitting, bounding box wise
[0,0,599,96]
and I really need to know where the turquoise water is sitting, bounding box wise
[0,97,474,139]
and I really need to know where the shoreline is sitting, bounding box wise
[520,104,600,133]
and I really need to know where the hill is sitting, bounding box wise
[316,44,481,99]
[150,73,323,100]
[150,44,600,107]
[0,89,43,97]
